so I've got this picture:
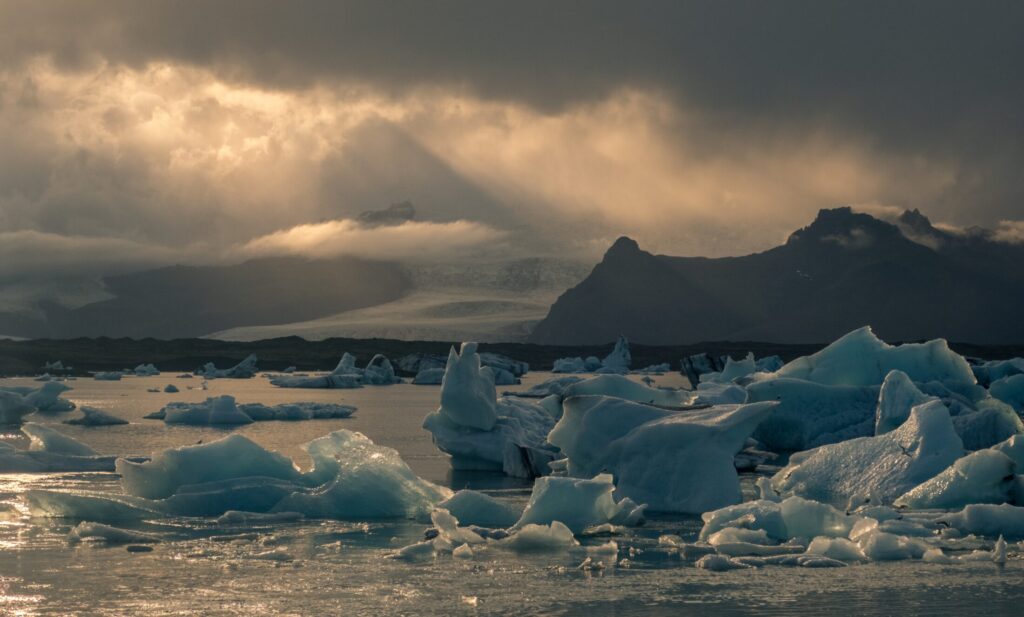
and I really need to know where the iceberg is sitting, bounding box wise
[894,449,1018,509]
[767,326,975,387]
[0,391,35,424]
[146,396,356,425]
[30,430,450,522]
[549,396,776,513]
[196,354,259,379]
[412,367,445,385]
[597,335,631,374]
[991,374,1024,413]
[423,343,558,478]
[700,353,757,385]
[63,406,129,426]
[772,400,964,505]
[163,384,179,393]
[271,353,401,388]
[67,522,159,545]
[512,474,645,533]
[438,490,521,529]
[133,363,160,376]
[93,372,124,381]
[552,357,588,374]
[498,521,579,552]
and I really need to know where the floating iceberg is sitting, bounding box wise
[0,382,76,415]
[971,358,1024,387]
[67,521,160,545]
[700,353,757,385]
[146,395,356,425]
[163,384,179,393]
[133,363,160,376]
[596,335,631,374]
[271,353,401,388]
[0,391,35,424]
[512,474,645,533]
[549,396,776,513]
[423,343,557,477]
[767,326,975,387]
[772,400,964,505]
[438,490,522,528]
[28,430,450,522]
[93,371,125,381]
[941,503,1024,539]
[412,367,445,385]
[64,406,128,426]
[196,354,259,379]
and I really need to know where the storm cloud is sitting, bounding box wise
[0,1,1022,307]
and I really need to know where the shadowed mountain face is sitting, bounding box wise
[0,257,411,339]
[530,208,1024,345]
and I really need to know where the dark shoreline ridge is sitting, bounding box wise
[1,335,1021,377]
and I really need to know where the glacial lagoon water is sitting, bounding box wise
[1,373,1023,616]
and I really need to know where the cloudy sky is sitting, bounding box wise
[1,1,1022,306]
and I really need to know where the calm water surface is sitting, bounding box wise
[1,372,1022,616]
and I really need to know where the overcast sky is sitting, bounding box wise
[1,1,1022,306]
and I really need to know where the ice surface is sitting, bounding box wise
[197,354,259,379]
[991,374,1024,412]
[512,474,644,533]
[438,490,521,528]
[767,326,975,387]
[549,396,776,512]
[63,406,128,426]
[771,400,964,505]
[894,449,1018,509]
[423,343,557,477]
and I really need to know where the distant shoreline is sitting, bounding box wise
[2,336,1021,377]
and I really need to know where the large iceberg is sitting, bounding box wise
[196,354,259,379]
[874,370,937,435]
[991,374,1024,413]
[767,326,975,387]
[771,400,964,505]
[422,343,557,477]
[0,391,35,425]
[28,430,451,521]
[145,395,356,425]
[548,396,777,512]
[133,363,160,376]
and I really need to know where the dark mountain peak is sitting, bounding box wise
[606,236,642,257]
[898,208,934,233]
[786,207,902,248]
